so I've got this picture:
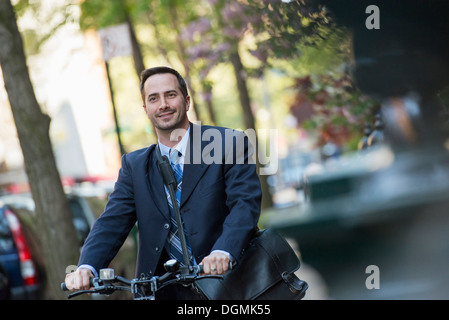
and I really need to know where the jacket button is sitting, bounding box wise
[164,223,170,229]
[155,247,160,252]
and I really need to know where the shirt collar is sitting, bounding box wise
[157,126,190,159]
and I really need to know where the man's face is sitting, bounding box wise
[142,73,190,132]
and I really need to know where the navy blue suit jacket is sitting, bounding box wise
[78,123,262,276]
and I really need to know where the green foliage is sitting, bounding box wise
[13,0,79,56]
[79,0,128,30]
[291,72,379,150]
[16,0,379,152]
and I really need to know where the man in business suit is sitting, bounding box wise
[64,66,262,299]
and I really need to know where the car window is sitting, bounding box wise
[0,208,15,253]
[67,200,90,245]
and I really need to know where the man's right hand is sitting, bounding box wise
[65,268,94,291]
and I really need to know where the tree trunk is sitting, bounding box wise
[230,50,256,131]
[126,14,145,77]
[229,49,273,210]
[0,0,79,299]
[167,5,203,123]
[125,13,160,139]
[202,82,217,125]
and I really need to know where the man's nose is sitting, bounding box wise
[159,97,169,109]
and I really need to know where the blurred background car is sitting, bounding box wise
[0,182,137,299]
[0,202,39,299]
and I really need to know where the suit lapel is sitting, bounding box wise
[180,123,209,207]
[146,123,211,210]
[180,162,207,208]
[146,145,170,219]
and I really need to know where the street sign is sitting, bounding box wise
[98,23,132,62]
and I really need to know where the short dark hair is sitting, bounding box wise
[140,66,188,101]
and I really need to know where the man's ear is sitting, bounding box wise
[142,103,149,117]
[185,96,190,112]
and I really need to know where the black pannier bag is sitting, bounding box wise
[195,228,308,300]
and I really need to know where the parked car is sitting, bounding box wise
[0,203,40,299]
[0,188,137,299]
[66,190,138,283]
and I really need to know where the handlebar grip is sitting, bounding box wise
[61,278,95,291]
[196,262,233,274]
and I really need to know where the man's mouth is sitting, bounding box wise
[158,111,175,119]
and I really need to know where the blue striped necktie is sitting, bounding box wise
[164,148,194,265]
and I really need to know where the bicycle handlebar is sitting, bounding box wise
[61,277,96,292]
[60,261,225,299]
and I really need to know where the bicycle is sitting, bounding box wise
[62,152,231,300]
[61,259,222,300]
